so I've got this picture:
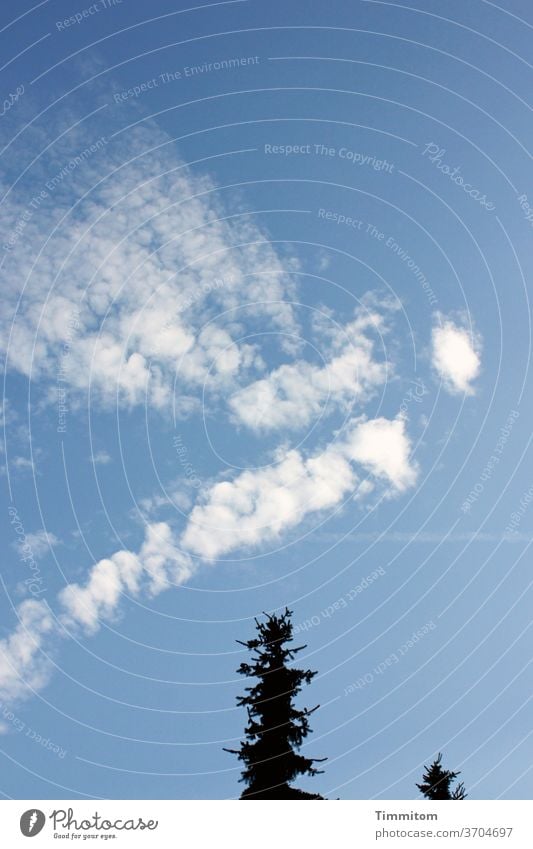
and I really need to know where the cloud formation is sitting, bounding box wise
[1,123,298,411]
[1,409,419,705]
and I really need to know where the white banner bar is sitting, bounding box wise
[1,800,530,847]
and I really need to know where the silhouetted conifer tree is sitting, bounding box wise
[225,608,326,799]
[417,753,467,800]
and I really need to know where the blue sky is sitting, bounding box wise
[0,0,532,800]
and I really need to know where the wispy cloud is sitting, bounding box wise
[59,522,192,633]
[229,308,391,433]
[12,530,59,559]
[91,450,112,465]
[0,599,57,704]
[318,530,529,544]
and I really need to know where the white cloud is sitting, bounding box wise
[58,550,142,635]
[432,318,481,395]
[0,522,193,703]
[181,415,417,560]
[229,314,389,432]
[59,522,193,633]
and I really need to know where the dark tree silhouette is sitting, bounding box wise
[225,608,326,799]
[417,753,467,800]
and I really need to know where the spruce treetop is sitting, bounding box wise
[417,753,467,800]
[225,608,326,799]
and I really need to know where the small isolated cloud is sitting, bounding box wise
[0,522,193,703]
[432,318,481,395]
[229,308,390,433]
[10,457,35,472]
[1,448,46,477]
[14,530,59,559]
[92,450,112,465]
